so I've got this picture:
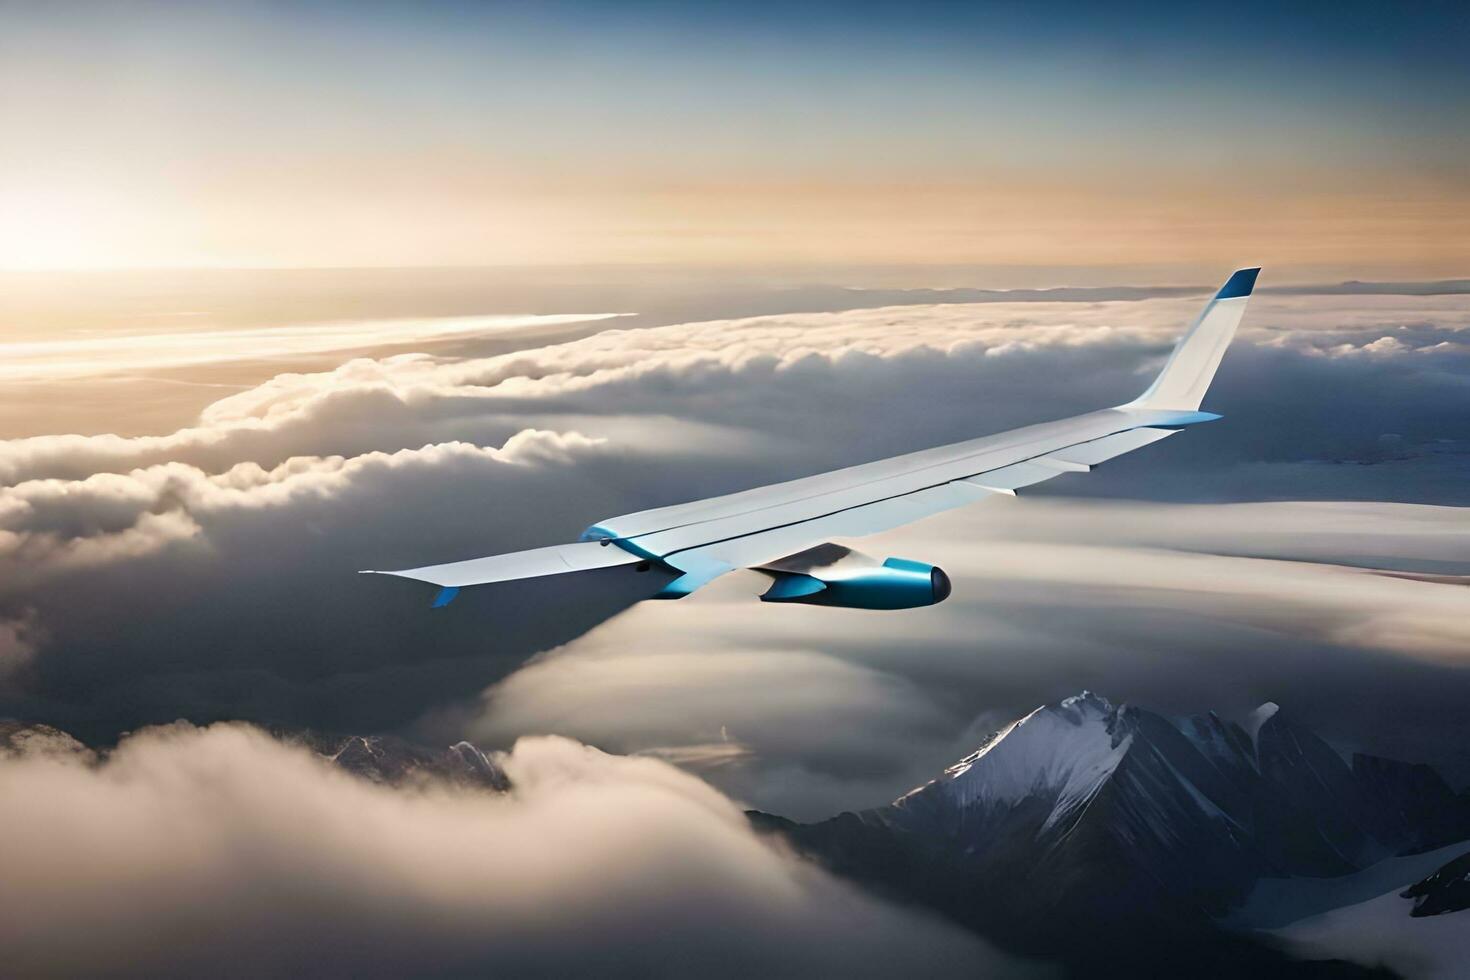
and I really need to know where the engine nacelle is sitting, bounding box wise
[760,557,951,610]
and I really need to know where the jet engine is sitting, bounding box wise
[760,556,951,610]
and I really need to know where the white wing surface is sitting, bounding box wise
[365,268,1258,604]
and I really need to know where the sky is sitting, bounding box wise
[1,0,1468,273]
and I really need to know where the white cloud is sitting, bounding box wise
[0,722,1026,978]
[0,434,604,579]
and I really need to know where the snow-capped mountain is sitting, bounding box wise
[757,691,1470,978]
[893,692,1133,836]
[874,690,1464,900]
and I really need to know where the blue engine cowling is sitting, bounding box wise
[760,557,952,610]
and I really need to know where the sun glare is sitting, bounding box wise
[0,185,146,271]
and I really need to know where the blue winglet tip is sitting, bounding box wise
[1216,268,1260,300]
[432,586,460,608]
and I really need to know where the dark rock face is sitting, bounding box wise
[1401,850,1470,917]
[756,693,1468,979]
[1354,754,1470,854]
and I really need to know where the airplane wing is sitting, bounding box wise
[364,268,1259,609]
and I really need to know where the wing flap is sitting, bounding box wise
[954,459,1064,494]
[656,480,998,572]
[1046,427,1175,467]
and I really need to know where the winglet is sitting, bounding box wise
[1126,267,1259,412]
[1214,267,1259,299]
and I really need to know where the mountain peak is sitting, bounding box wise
[1052,693,1117,725]
[896,691,1132,830]
[1062,688,1110,706]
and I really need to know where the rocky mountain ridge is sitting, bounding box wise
[754,691,1469,978]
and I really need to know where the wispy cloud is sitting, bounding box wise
[0,313,622,382]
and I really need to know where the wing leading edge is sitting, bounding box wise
[365,268,1258,604]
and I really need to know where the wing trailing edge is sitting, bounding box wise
[361,540,642,589]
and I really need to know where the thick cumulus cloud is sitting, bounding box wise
[0,286,1467,755]
[0,723,1024,978]
[0,429,693,739]
[0,435,593,574]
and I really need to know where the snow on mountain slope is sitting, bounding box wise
[1232,840,1470,930]
[894,691,1130,833]
[1274,884,1470,980]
